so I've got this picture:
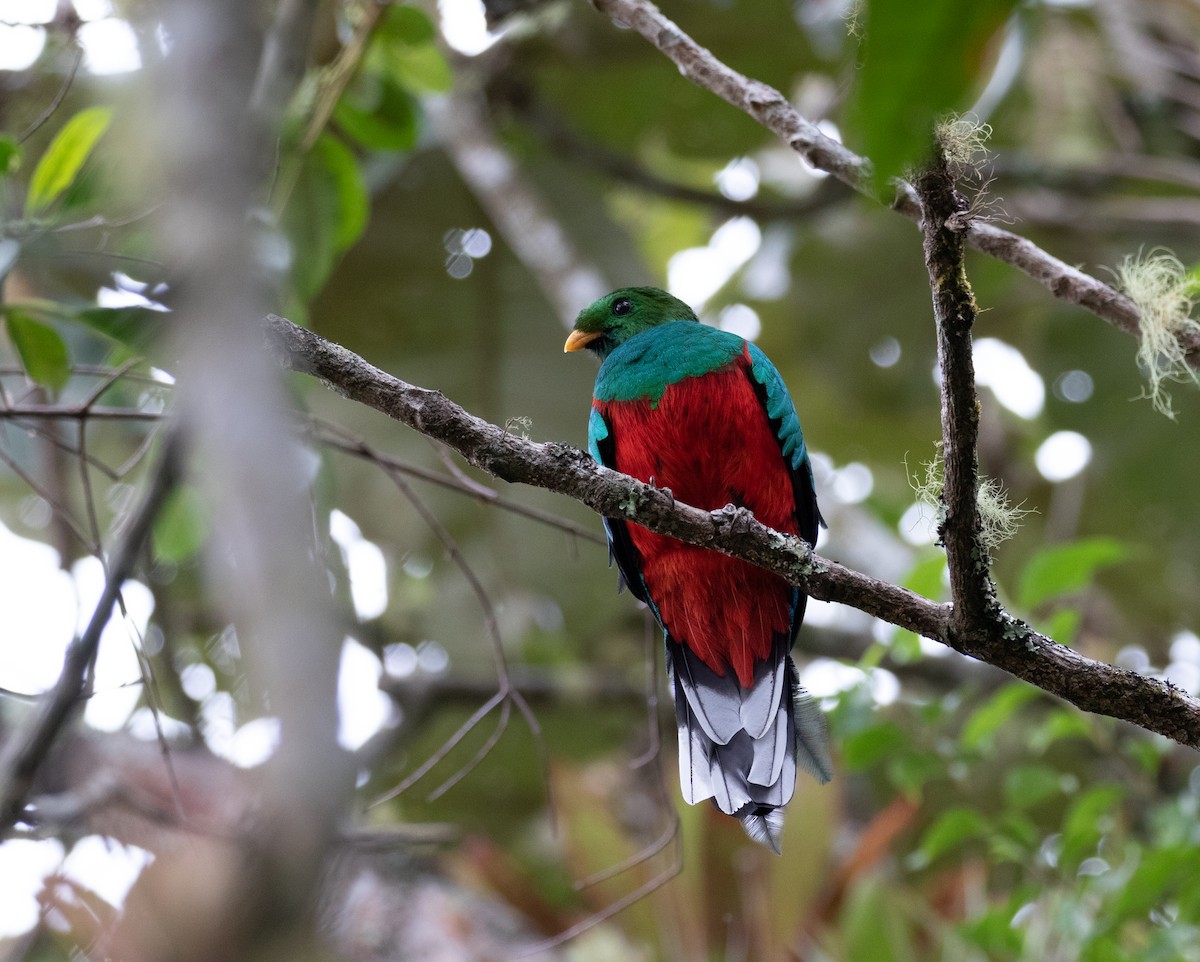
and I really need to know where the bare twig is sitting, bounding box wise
[264,312,1200,748]
[306,417,604,544]
[18,44,83,145]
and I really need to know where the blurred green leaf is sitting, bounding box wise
[1060,785,1123,869]
[1003,764,1064,810]
[847,0,1017,193]
[960,682,1038,753]
[313,134,369,252]
[153,485,210,564]
[1030,709,1092,753]
[0,135,21,176]
[843,720,907,770]
[378,4,437,45]
[914,806,989,865]
[887,750,944,799]
[334,73,419,152]
[1017,537,1128,611]
[6,310,70,392]
[383,43,452,94]
[76,306,169,349]
[285,133,369,302]
[26,106,113,215]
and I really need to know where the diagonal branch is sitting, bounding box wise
[916,150,998,634]
[263,313,1200,749]
[586,0,1200,360]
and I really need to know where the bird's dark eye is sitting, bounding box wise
[611,297,633,317]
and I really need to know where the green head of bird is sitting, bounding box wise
[564,287,699,359]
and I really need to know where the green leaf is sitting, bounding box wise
[378,4,437,45]
[1017,537,1128,611]
[1003,764,1066,810]
[153,485,210,564]
[285,134,369,302]
[960,682,1038,753]
[912,806,989,866]
[6,310,70,392]
[1030,708,1092,753]
[26,106,113,215]
[76,306,169,349]
[847,0,1018,194]
[842,721,907,771]
[1060,785,1123,869]
[0,135,21,177]
[334,74,419,152]
[383,43,452,94]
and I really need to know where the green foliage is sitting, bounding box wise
[847,0,1018,193]
[283,133,369,303]
[153,485,210,564]
[24,106,113,215]
[1016,537,1128,611]
[960,682,1038,753]
[0,135,21,177]
[3,309,70,393]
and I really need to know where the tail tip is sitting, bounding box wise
[737,804,785,855]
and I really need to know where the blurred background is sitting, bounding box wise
[2,0,1200,958]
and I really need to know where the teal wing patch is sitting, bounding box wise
[587,405,609,465]
[746,342,824,544]
[748,343,807,469]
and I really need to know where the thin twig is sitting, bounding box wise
[18,45,83,145]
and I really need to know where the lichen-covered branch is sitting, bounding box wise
[916,152,998,634]
[264,313,1200,748]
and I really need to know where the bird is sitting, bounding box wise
[564,287,832,854]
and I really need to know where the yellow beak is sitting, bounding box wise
[564,329,603,353]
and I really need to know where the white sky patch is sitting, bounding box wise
[439,0,501,56]
[870,336,901,368]
[740,226,792,301]
[1035,430,1092,482]
[717,303,762,341]
[61,836,152,908]
[0,0,54,23]
[668,217,762,311]
[384,642,419,678]
[0,520,77,693]
[220,716,280,769]
[329,509,388,621]
[801,597,843,629]
[973,338,1045,419]
[831,462,874,504]
[898,501,939,546]
[0,24,45,70]
[338,638,394,750]
[73,0,114,19]
[0,838,64,937]
[79,18,141,74]
[715,157,760,202]
[71,555,154,732]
